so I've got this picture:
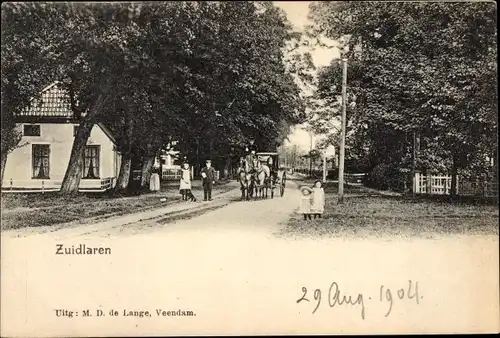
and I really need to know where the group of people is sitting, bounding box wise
[178,159,216,202]
[176,140,257,202]
[150,138,328,221]
[298,180,325,220]
[149,157,216,202]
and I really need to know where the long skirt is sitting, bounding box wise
[149,173,160,192]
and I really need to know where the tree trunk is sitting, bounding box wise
[115,154,132,190]
[224,156,230,179]
[60,90,109,195]
[494,145,498,184]
[59,120,94,195]
[196,139,200,176]
[209,138,214,160]
[450,153,458,198]
[0,151,8,187]
[114,106,134,191]
[140,156,155,189]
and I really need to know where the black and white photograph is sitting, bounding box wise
[1,1,498,336]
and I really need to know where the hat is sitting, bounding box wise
[300,186,313,194]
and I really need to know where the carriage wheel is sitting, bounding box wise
[280,173,286,197]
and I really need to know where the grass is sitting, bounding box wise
[1,179,236,230]
[279,180,499,239]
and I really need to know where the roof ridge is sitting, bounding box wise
[40,81,61,93]
[18,80,73,118]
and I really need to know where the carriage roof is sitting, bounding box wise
[256,152,279,156]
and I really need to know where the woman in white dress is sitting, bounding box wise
[179,162,192,201]
[149,168,161,192]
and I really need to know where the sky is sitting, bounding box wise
[273,1,338,151]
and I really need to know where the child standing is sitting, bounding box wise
[299,186,313,220]
[179,162,192,201]
[310,180,325,219]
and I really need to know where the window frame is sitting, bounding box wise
[31,144,51,179]
[82,145,101,179]
[23,124,41,137]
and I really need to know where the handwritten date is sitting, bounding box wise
[297,280,421,319]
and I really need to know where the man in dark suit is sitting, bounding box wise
[200,159,216,201]
[245,139,258,154]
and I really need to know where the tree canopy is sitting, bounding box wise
[308,1,497,187]
[1,2,307,193]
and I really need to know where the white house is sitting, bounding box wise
[2,82,121,192]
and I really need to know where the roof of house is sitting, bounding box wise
[19,81,74,118]
[17,81,117,144]
[97,123,117,144]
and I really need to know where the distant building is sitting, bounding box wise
[2,81,121,192]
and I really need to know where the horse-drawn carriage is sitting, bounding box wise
[237,151,286,200]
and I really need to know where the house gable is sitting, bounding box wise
[17,81,75,122]
[15,81,117,146]
[2,81,122,191]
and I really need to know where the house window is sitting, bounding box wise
[82,146,100,179]
[24,125,41,136]
[32,144,50,179]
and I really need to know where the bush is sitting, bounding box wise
[364,164,409,192]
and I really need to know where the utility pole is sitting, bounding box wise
[412,130,416,195]
[338,58,348,204]
[309,129,313,177]
[322,149,327,183]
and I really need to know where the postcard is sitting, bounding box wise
[1,1,498,336]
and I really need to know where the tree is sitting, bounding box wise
[172,2,307,166]
[1,2,73,183]
[309,1,497,194]
[3,2,308,193]
[46,2,196,194]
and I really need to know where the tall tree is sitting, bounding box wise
[1,2,72,183]
[309,1,497,193]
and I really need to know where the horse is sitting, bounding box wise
[252,160,270,199]
[237,165,252,200]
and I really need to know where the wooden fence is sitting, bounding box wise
[161,167,220,181]
[457,180,498,198]
[162,168,182,181]
[2,177,116,193]
[413,173,498,197]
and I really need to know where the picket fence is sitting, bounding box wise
[2,177,115,193]
[161,168,182,181]
[161,167,220,181]
[413,172,498,198]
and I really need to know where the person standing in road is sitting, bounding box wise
[179,162,192,201]
[200,159,216,201]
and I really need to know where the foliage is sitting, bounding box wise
[1,2,71,180]
[309,1,497,183]
[2,2,308,191]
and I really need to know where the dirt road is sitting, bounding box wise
[1,180,498,336]
[97,180,300,238]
